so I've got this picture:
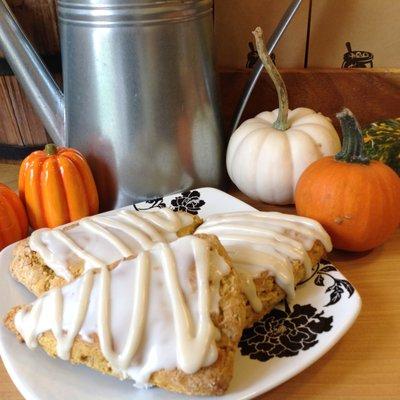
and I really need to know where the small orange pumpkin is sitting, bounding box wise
[0,183,28,250]
[295,108,400,252]
[19,144,99,229]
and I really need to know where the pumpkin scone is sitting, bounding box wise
[195,211,332,327]
[10,208,202,296]
[4,235,246,396]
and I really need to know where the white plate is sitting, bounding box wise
[0,187,362,400]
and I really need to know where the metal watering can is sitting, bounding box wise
[0,0,222,209]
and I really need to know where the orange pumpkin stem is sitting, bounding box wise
[45,143,58,156]
[335,108,370,165]
[252,27,289,131]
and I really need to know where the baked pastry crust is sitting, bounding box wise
[243,240,326,327]
[10,215,202,297]
[4,234,246,396]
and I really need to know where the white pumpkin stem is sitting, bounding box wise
[252,27,289,131]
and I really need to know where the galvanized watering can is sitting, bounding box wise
[0,0,223,209]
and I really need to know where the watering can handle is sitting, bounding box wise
[230,0,303,133]
[0,0,65,146]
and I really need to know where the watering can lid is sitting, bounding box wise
[58,0,212,24]
[58,0,211,7]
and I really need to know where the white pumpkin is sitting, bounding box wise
[227,107,341,204]
[226,27,341,205]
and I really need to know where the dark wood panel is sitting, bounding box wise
[0,76,48,146]
[1,67,400,150]
[0,0,58,146]
[219,68,400,138]
[0,0,59,56]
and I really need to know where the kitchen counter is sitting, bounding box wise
[0,162,399,400]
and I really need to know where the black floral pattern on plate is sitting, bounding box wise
[133,198,166,211]
[170,190,205,215]
[239,301,333,362]
[133,189,206,215]
[301,260,355,307]
[239,260,354,362]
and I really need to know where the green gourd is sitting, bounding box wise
[362,118,400,175]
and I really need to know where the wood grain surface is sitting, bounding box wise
[0,163,399,399]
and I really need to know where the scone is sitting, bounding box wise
[4,234,246,396]
[195,211,332,327]
[10,208,202,296]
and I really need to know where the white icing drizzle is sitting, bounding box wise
[232,248,295,304]
[51,270,94,360]
[118,211,164,242]
[90,216,155,250]
[98,251,151,372]
[80,219,133,257]
[234,268,263,313]
[52,229,106,270]
[160,240,218,373]
[14,236,228,387]
[135,208,182,232]
[14,297,43,349]
[29,229,74,281]
[199,212,332,251]
[29,209,196,281]
[196,211,332,311]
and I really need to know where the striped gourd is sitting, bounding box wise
[363,118,400,175]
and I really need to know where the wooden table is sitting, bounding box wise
[0,163,399,400]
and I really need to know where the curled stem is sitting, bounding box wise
[335,108,369,164]
[252,27,289,131]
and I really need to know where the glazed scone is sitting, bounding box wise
[195,211,332,327]
[5,234,246,396]
[10,208,202,296]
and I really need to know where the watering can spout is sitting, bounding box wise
[0,0,65,146]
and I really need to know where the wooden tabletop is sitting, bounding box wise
[0,163,399,400]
